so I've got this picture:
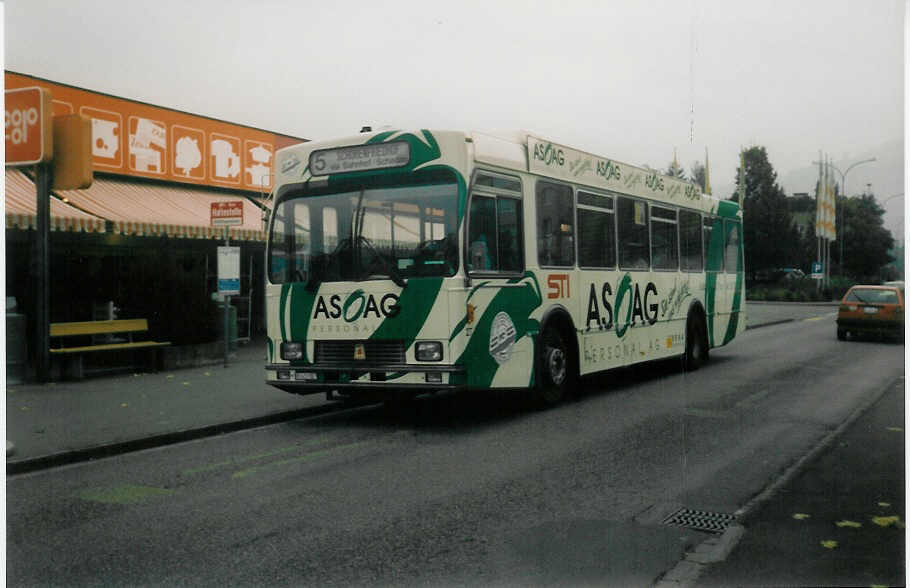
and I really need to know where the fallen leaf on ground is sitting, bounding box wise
[836,520,862,528]
[871,516,902,527]
[820,540,838,549]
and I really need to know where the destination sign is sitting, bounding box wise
[309,141,410,176]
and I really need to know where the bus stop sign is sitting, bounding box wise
[217,246,241,295]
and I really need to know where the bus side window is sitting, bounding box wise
[497,197,523,272]
[467,194,524,273]
[536,181,575,267]
[724,220,742,273]
[704,216,723,272]
[577,191,615,268]
[650,205,678,270]
[679,210,703,271]
[468,196,497,271]
[618,197,650,270]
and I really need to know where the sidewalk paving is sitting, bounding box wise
[695,377,905,587]
[5,337,331,471]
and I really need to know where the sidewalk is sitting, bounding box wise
[695,377,905,587]
[5,336,332,472]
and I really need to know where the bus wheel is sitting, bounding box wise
[532,328,573,407]
[684,315,708,371]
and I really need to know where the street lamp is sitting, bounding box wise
[814,157,876,275]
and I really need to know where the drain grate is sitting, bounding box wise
[662,508,735,534]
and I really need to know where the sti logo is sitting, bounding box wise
[547,274,570,299]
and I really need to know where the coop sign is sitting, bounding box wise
[5,87,53,165]
[308,141,410,176]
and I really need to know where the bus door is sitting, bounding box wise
[720,219,744,341]
[463,174,530,388]
[704,215,726,346]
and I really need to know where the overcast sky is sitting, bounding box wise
[4,0,906,230]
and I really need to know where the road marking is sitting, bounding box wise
[232,440,370,479]
[79,484,173,505]
[685,408,729,419]
[735,388,771,409]
[182,435,330,476]
[803,312,837,322]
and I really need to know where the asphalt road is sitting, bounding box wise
[7,317,903,586]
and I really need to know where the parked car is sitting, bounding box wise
[836,285,904,341]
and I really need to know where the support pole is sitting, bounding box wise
[224,232,230,368]
[35,162,52,382]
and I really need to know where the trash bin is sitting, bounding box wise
[6,297,27,384]
[216,302,238,352]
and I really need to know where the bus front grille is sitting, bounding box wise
[314,340,406,365]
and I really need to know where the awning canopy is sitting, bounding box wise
[55,177,267,240]
[5,170,269,241]
[5,168,106,232]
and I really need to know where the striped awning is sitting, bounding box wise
[5,168,106,232]
[54,176,267,241]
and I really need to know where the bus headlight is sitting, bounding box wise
[415,341,442,362]
[281,342,304,360]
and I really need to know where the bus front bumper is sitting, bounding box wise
[265,363,467,395]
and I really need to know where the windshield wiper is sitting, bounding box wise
[356,235,407,288]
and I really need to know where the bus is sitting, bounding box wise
[264,129,745,406]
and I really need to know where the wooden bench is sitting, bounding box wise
[50,319,170,379]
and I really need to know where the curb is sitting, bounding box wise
[6,402,349,476]
[745,319,795,330]
[652,375,901,587]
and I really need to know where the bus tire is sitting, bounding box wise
[684,313,708,371]
[532,327,574,408]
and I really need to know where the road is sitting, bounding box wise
[7,316,903,586]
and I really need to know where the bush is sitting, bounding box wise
[747,277,841,302]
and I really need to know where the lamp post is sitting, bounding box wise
[814,157,876,275]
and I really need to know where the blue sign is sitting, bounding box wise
[217,246,241,295]
[811,261,823,278]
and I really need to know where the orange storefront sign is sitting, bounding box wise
[6,72,305,192]
[5,86,53,165]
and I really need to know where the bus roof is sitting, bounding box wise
[275,128,738,217]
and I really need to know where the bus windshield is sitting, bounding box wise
[268,170,459,286]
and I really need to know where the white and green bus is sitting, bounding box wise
[265,130,745,406]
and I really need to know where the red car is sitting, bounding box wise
[836,285,904,341]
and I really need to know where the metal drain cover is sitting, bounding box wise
[662,508,735,534]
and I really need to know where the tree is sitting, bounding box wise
[834,193,894,280]
[730,146,800,279]
[690,161,706,192]
[665,157,686,179]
